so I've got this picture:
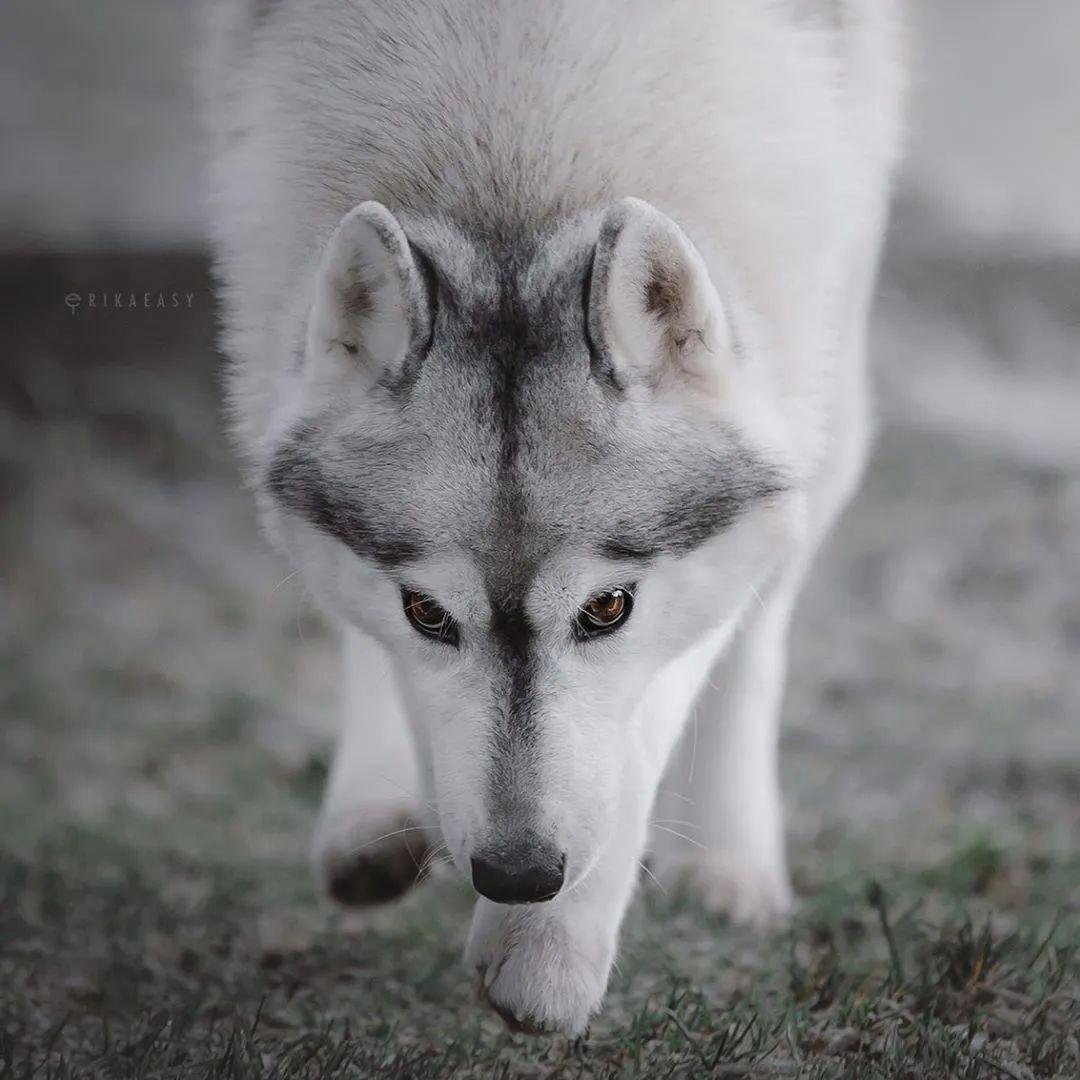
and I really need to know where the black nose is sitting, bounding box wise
[470,849,566,904]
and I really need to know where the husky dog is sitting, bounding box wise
[204,0,904,1034]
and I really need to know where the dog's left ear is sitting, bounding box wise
[588,197,733,390]
[307,201,433,387]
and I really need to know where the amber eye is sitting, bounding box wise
[403,590,459,645]
[575,587,634,640]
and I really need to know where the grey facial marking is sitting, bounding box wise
[446,236,598,824]
[480,256,543,815]
[489,591,537,733]
[265,431,423,568]
[601,447,786,560]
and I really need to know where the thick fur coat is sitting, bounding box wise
[204,0,905,1034]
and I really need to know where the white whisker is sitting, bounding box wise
[654,786,696,807]
[687,705,699,785]
[649,823,706,850]
[343,824,431,858]
[747,580,767,615]
[650,818,702,832]
[638,860,665,894]
[366,772,441,816]
[418,841,451,877]
[271,568,301,595]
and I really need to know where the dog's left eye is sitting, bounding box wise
[403,590,459,645]
[575,587,634,640]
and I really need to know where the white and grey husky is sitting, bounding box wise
[205,0,905,1034]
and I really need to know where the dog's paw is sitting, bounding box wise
[313,802,431,906]
[666,855,794,929]
[465,903,611,1036]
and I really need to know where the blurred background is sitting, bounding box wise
[1,1,1077,1075]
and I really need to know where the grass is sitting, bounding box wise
[1,822,1076,1079]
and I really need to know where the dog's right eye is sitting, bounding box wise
[575,586,635,641]
[403,590,459,645]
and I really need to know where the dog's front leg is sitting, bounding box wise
[463,757,653,1037]
[653,574,801,926]
[313,626,432,905]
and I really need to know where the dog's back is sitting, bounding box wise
[205,0,903,460]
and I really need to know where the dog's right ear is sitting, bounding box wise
[587,197,735,394]
[307,202,434,387]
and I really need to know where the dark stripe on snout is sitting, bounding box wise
[489,594,536,745]
[474,249,552,820]
[485,589,543,823]
[265,436,422,568]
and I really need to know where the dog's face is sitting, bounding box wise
[261,199,804,899]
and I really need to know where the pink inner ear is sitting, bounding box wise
[340,273,374,320]
[643,254,687,322]
[642,248,712,357]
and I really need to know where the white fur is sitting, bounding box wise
[205,0,905,1035]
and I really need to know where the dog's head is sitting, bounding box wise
[261,199,805,902]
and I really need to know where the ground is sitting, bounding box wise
[0,234,1078,1077]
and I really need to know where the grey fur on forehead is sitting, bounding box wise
[398,210,602,310]
[268,214,784,573]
